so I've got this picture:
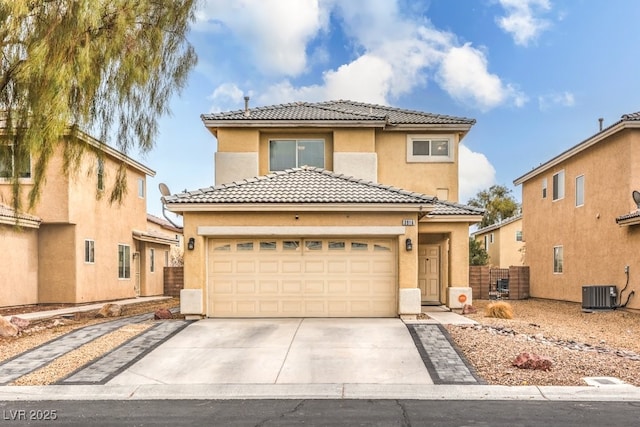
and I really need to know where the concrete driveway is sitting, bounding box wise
[107,318,433,385]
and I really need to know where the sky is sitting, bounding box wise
[140,0,640,218]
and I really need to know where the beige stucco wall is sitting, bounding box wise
[376,131,460,201]
[181,210,419,310]
[521,129,640,309]
[38,224,76,303]
[0,225,39,306]
[137,241,170,297]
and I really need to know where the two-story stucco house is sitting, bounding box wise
[0,129,176,307]
[471,213,524,268]
[513,112,640,310]
[165,100,483,318]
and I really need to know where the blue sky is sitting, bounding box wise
[141,0,640,218]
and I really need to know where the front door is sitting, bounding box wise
[418,245,440,304]
[134,251,141,297]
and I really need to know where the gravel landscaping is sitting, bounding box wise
[446,299,640,386]
[2,297,640,387]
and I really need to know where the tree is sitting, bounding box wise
[469,237,489,266]
[467,184,520,229]
[0,0,198,211]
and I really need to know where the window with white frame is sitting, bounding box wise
[515,230,523,242]
[553,245,563,274]
[490,233,494,244]
[575,175,584,207]
[118,244,131,279]
[269,139,324,171]
[85,240,95,263]
[484,235,489,250]
[150,248,155,273]
[0,144,31,179]
[542,178,547,199]
[552,170,564,201]
[138,178,145,198]
[406,135,454,163]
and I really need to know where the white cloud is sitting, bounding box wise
[194,0,326,76]
[496,0,552,46]
[538,91,575,111]
[202,0,525,112]
[459,145,496,203]
[437,44,528,111]
[207,83,245,112]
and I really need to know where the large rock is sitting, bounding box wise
[154,308,173,320]
[0,315,19,337]
[462,304,477,315]
[512,352,553,371]
[10,316,30,331]
[96,303,123,318]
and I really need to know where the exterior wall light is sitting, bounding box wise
[187,237,195,251]
[405,238,413,251]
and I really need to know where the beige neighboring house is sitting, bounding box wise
[0,130,175,307]
[147,213,184,266]
[471,214,524,268]
[165,100,484,318]
[513,112,640,310]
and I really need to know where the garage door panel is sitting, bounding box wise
[207,238,397,317]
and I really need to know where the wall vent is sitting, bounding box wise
[582,285,617,310]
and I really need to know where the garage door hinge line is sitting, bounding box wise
[274,318,304,384]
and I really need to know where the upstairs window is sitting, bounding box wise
[406,135,454,163]
[515,230,523,242]
[575,175,585,207]
[150,248,155,273]
[138,178,145,198]
[0,144,31,179]
[542,178,547,199]
[269,139,324,171]
[85,240,95,263]
[97,158,105,191]
[552,170,564,201]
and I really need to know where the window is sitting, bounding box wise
[118,244,131,279]
[237,242,253,251]
[260,241,277,250]
[552,171,564,201]
[164,250,169,267]
[542,178,547,199]
[269,139,324,171]
[515,231,523,242]
[97,158,104,191]
[489,233,494,244]
[406,135,454,163]
[553,246,563,274]
[150,248,155,273]
[351,242,368,250]
[575,175,584,207]
[328,241,346,250]
[484,235,489,250]
[84,240,95,263]
[0,144,31,179]
[283,240,300,251]
[138,178,145,198]
[305,240,322,251]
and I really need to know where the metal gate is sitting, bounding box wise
[489,268,509,299]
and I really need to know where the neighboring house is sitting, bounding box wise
[513,112,640,310]
[471,213,524,268]
[147,213,184,266]
[0,130,174,307]
[165,100,484,318]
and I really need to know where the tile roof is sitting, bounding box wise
[622,112,640,121]
[147,213,183,232]
[164,167,484,218]
[616,210,640,224]
[0,203,41,226]
[201,100,475,126]
[164,167,436,205]
[430,200,485,216]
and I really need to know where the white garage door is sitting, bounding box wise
[207,238,397,317]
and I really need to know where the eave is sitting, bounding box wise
[165,203,434,214]
[422,214,485,224]
[514,121,640,186]
[132,230,178,246]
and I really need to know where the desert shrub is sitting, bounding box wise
[485,301,514,319]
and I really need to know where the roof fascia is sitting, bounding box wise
[166,203,434,214]
[0,217,41,228]
[514,121,640,186]
[423,214,485,223]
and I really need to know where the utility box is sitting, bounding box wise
[448,287,472,309]
[582,285,617,310]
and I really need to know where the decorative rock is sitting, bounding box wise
[154,308,173,320]
[0,315,19,337]
[96,303,123,318]
[10,316,30,331]
[462,304,477,315]
[512,352,553,371]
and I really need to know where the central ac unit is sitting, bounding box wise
[582,285,617,310]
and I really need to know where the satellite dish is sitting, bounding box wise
[632,190,640,209]
[159,183,171,197]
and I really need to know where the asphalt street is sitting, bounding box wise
[1,399,639,426]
